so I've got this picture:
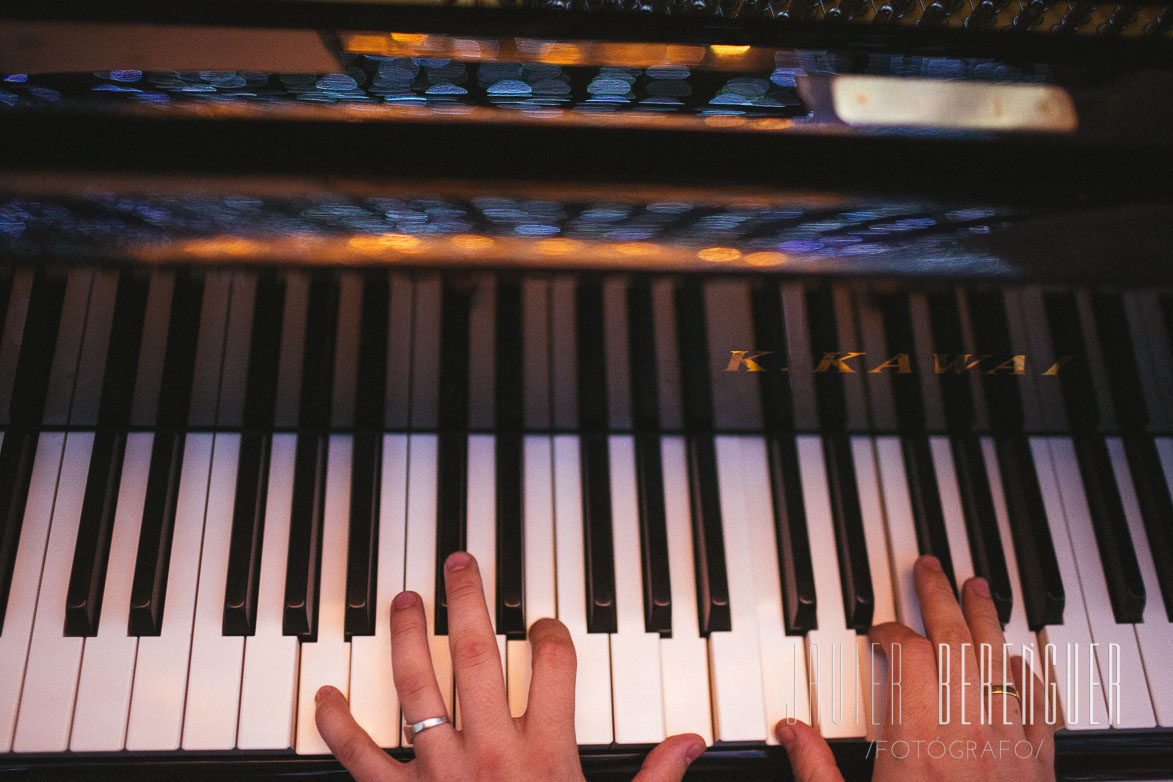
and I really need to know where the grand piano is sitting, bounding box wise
[1,0,1172,779]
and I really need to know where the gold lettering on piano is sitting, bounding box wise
[933,354,990,374]
[867,353,912,374]
[727,351,1070,375]
[814,352,866,373]
[724,350,773,372]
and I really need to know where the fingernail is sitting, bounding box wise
[970,577,990,597]
[775,725,795,749]
[685,742,705,763]
[316,685,339,704]
[446,551,473,572]
[393,591,417,610]
[920,555,942,572]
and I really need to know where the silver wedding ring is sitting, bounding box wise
[404,715,450,742]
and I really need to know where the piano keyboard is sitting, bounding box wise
[2,266,1173,759]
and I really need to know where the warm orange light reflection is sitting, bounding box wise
[614,242,659,256]
[452,234,496,252]
[744,251,788,266]
[698,246,742,263]
[537,237,583,255]
[710,45,752,57]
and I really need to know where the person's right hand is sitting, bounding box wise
[774,556,1057,782]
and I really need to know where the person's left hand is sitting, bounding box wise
[314,551,707,781]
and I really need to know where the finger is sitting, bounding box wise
[914,556,978,714]
[962,577,1022,733]
[867,622,939,728]
[1010,655,1057,752]
[390,591,457,749]
[522,617,577,739]
[630,733,706,782]
[443,552,512,738]
[315,686,404,782]
[774,720,845,782]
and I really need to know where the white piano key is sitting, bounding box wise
[11,433,92,752]
[0,432,64,753]
[456,435,507,730]
[709,436,768,743]
[1046,437,1156,729]
[741,437,811,744]
[349,434,409,748]
[852,437,896,739]
[69,432,152,752]
[873,436,924,635]
[796,436,865,739]
[125,433,215,751]
[181,433,244,750]
[507,436,557,719]
[1029,437,1108,730]
[930,436,975,585]
[608,436,666,744]
[296,435,354,754]
[402,434,453,722]
[658,436,713,745]
[552,435,613,745]
[1106,437,1173,727]
[237,434,298,750]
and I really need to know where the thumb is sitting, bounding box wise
[631,733,707,782]
[775,720,845,782]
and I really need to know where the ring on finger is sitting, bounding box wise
[404,715,451,743]
[983,683,1021,703]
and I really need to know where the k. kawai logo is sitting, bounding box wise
[724,351,1074,375]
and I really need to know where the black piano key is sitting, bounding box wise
[283,433,328,640]
[685,434,730,635]
[967,288,1065,628]
[0,273,11,353]
[1072,435,1146,622]
[1044,292,1146,622]
[994,435,1065,629]
[222,274,284,636]
[433,278,472,636]
[675,280,730,635]
[129,428,184,636]
[353,270,389,432]
[283,274,338,640]
[495,279,525,638]
[750,282,816,634]
[344,430,381,639]
[223,430,271,636]
[0,428,37,633]
[64,428,127,636]
[926,290,976,431]
[0,273,66,632]
[7,272,67,426]
[495,431,525,639]
[950,434,1013,623]
[627,281,671,636]
[344,272,389,640]
[634,433,672,635]
[766,433,818,634]
[805,286,848,429]
[64,273,149,637]
[823,433,874,632]
[902,434,956,590]
[575,280,617,635]
[1091,293,1150,429]
[1122,434,1173,622]
[128,274,206,637]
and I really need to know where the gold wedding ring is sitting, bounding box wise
[985,683,1021,702]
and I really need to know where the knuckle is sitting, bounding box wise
[390,611,426,642]
[396,671,438,703]
[445,575,483,605]
[937,628,973,650]
[533,633,577,673]
[452,637,501,671]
